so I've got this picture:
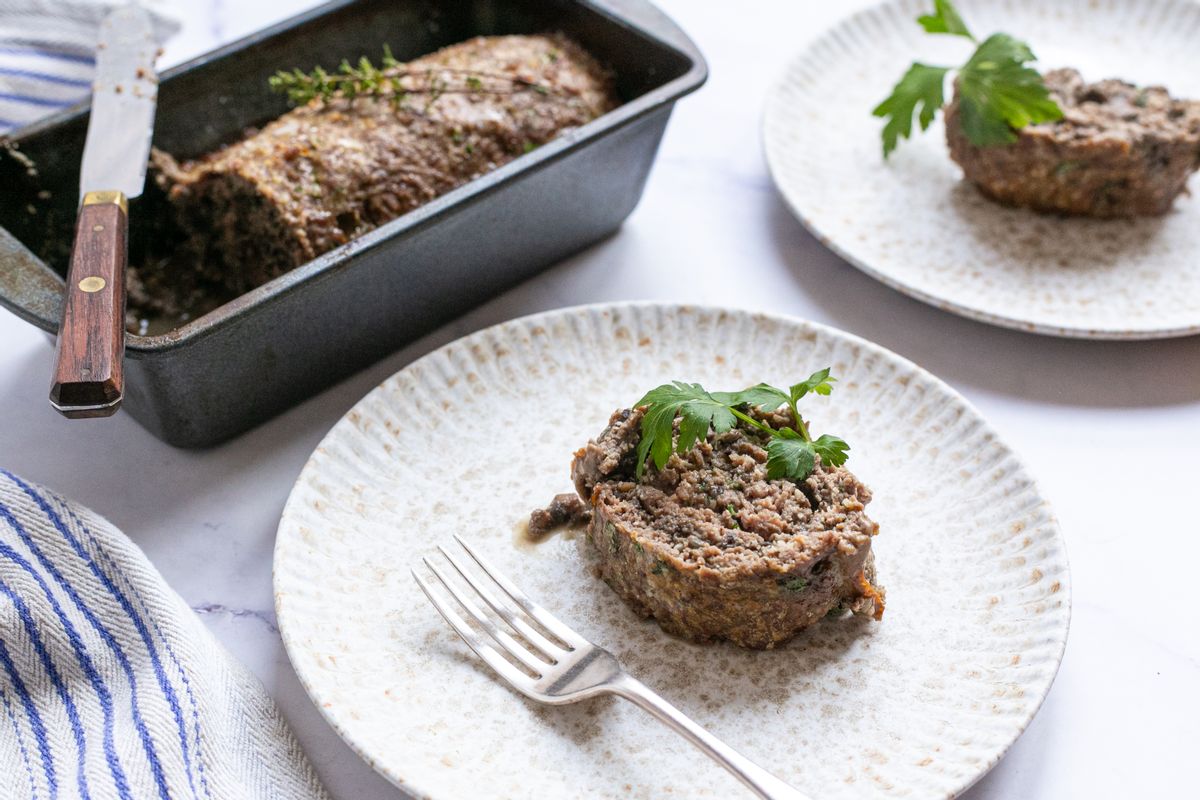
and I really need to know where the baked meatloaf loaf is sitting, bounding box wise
[946,68,1200,217]
[151,34,616,296]
[567,407,884,649]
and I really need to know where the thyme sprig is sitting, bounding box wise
[268,45,554,106]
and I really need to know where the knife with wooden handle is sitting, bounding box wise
[50,4,158,419]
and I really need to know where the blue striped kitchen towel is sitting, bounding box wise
[0,470,331,800]
[0,1,179,135]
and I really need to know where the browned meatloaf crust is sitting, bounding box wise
[150,34,616,296]
[946,68,1200,217]
[568,407,884,649]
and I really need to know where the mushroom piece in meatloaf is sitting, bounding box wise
[946,68,1200,217]
[565,407,884,650]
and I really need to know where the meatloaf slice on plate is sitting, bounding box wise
[569,407,884,650]
[946,67,1200,217]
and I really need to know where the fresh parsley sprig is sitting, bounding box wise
[872,0,1062,157]
[633,369,850,483]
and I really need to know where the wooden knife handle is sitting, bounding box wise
[49,190,127,418]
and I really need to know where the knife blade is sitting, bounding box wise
[50,4,158,418]
[80,4,158,201]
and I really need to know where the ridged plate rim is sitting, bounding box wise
[274,302,1072,799]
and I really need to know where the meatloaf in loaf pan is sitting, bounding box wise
[151,34,617,297]
[567,407,884,650]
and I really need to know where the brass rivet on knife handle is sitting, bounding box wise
[49,192,128,418]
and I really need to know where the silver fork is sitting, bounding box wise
[413,535,813,800]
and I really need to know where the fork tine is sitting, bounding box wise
[412,567,537,690]
[437,545,564,661]
[452,534,580,647]
[422,557,549,674]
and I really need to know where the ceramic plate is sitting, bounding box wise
[763,0,1200,339]
[274,304,1070,799]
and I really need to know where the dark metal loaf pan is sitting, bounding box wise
[0,0,706,447]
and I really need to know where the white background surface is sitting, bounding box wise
[1,1,1196,797]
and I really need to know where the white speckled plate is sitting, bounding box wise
[274,304,1070,799]
[763,0,1200,339]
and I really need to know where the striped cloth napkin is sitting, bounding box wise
[0,0,179,134]
[0,470,331,800]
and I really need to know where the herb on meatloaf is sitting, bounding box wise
[873,0,1062,157]
[635,369,849,482]
[269,45,555,106]
[778,577,809,592]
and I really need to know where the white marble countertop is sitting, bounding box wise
[2,0,1197,797]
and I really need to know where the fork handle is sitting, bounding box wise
[611,675,814,800]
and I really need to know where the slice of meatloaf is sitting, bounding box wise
[151,34,617,295]
[945,68,1200,217]
[569,407,884,650]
